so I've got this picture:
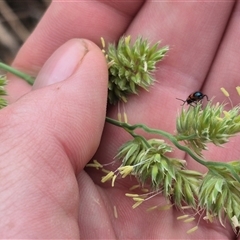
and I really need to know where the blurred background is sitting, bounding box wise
[0,0,49,64]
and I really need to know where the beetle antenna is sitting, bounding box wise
[176,98,186,106]
[204,95,210,101]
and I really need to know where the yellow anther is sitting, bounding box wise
[125,35,131,45]
[187,226,198,234]
[129,185,140,191]
[111,174,117,187]
[100,37,105,48]
[184,217,195,223]
[125,193,139,197]
[220,87,229,97]
[236,86,240,96]
[177,215,189,220]
[101,171,114,183]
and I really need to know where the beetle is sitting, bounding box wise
[176,91,209,106]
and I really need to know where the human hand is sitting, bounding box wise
[2,1,240,239]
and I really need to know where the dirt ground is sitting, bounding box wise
[0,0,49,65]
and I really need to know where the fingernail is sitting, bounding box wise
[33,39,87,89]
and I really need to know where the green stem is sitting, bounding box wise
[106,117,240,183]
[131,133,151,148]
[0,62,35,85]
[106,117,207,166]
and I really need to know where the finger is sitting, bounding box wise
[0,39,108,237]
[203,2,240,104]
[200,2,240,162]
[7,1,143,101]
[19,38,108,171]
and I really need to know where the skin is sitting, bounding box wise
[0,0,240,238]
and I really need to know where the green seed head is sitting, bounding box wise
[198,164,240,232]
[106,36,169,104]
[176,101,240,156]
[116,137,202,206]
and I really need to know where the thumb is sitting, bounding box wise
[1,38,108,172]
[0,39,108,238]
